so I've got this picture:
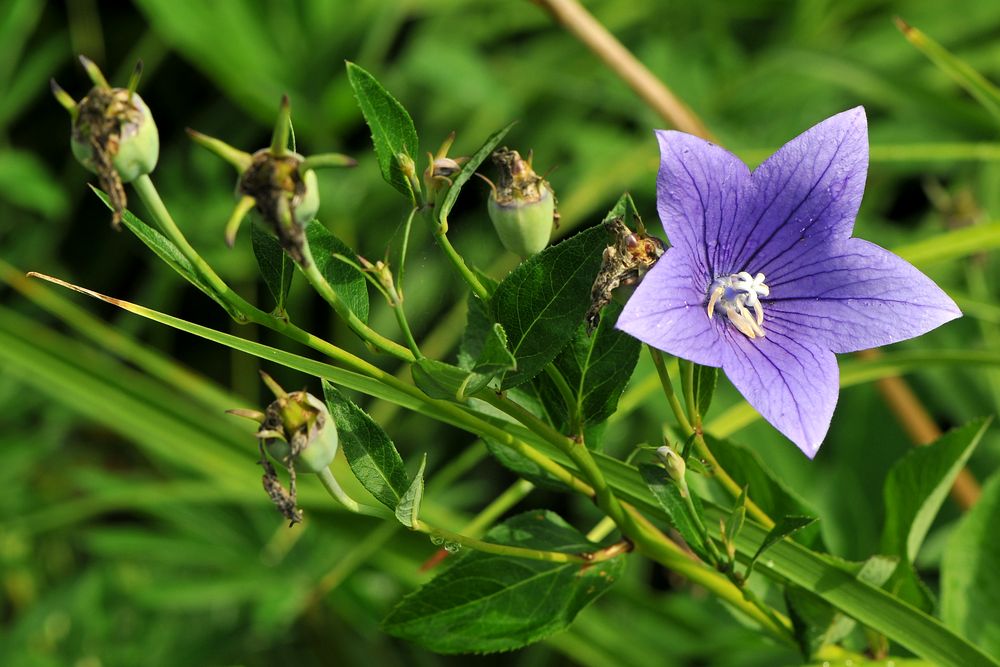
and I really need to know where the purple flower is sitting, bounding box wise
[616,108,960,457]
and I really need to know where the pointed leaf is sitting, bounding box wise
[411,358,491,402]
[395,454,426,529]
[323,381,408,509]
[942,471,1000,657]
[747,516,816,572]
[473,323,516,375]
[304,220,369,322]
[639,463,710,559]
[382,510,625,653]
[251,222,294,313]
[345,61,419,199]
[692,364,718,419]
[881,418,991,562]
[492,224,609,389]
[437,122,515,225]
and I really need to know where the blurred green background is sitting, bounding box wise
[2,1,999,665]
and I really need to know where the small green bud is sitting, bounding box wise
[55,58,159,227]
[655,445,687,484]
[485,148,555,258]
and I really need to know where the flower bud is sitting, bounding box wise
[54,58,159,227]
[655,445,687,483]
[485,148,555,258]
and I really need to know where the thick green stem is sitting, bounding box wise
[679,358,698,427]
[543,363,582,435]
[317,467,389,518]
[131,175,253,322]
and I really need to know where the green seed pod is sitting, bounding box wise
[486,148,555,258]
[259,390,339,474]
[54,58,159,227]
[71,87,159,183]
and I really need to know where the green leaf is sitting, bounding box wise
[691,364,718,419]
[894,221,1000,267]
[492,224,609,389]
[942,471,1000,658]
[411,358,493,402]
[251,222,294,313]
[747,516,816,572]
[437,122,515,226]
[638,463,709,559]
[382,510,625,653]
[539,301,640,433]
[93,187,240,319]
[304,220,369,322]
[345,61,419,199]
[0,148,67,217]
[395,453,426,529]
[704,435,821,547]
[881,418,991,562]
[322,381,408,509]
[473,323,517,375]
[897,19,1000,127]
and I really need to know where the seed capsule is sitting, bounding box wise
[485,148,556,258]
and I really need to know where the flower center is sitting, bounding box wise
[706,271,770,339]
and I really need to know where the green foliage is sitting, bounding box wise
[942,472,1000,658]
[251,221,294,314]
[539,301,641,434]
[323,381,408,509]
[382,511,625,653]
[492,224,609,389]
[639,463,710,559]
[345,61,419,199]
[747,516,816,574]
[395,453,426,529]
[691,364,718,420]
[412,322,515,401]
[438,122,515,225]
[303,219,370,322]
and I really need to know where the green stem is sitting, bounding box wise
[316,467,389,518]
[413,519,607,564]
[393,301,422,358]
[693,433,774,530]
[679,358,698,427]
[648,347,693,435]
[543,363,581,435]
[131,174,253,322]
[297,240,415,363]
[427,210,491,301]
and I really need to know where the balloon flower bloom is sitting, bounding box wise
[617,108,960,457]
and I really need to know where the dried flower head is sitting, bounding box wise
[617,108,960,457]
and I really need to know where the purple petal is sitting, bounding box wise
[720,326,839,458]
[723,107,869,281]
[616,247,725,367]
[764,238,961,353]
[654,130,750,279]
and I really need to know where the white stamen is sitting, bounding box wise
[705,271,770,340]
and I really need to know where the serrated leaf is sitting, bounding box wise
[382,510,624,653]
[345,61,419,199]
[304,220,369,322]
[322,381,408,509]
[639,463,709,559]
[538,301,640,435]
[882,418,990,562]
[251,222,294,313]
[942,471,1000,657]
[473,323,516,375]
[747,516,816,572]
[705,434,821,548]
[492,224,609,389]
[437,122,515,225]
[692,364,718,419]
[395,453,426,529]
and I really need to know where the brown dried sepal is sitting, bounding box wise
[491,148,550,205]
[258,441,303,526]
[73,87,144,228]
[239,150,309,263]
[586,217,666,333]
